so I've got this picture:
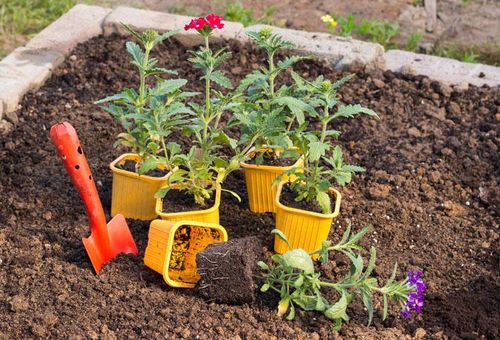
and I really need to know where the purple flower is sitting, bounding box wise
[401,271,426,318]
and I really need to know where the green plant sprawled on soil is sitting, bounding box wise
[96,25,192,174]
[275,72,377,214]
[258,227,426,329]
[229,28,311,164]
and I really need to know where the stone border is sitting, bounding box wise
[0,4,499,120]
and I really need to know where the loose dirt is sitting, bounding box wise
[0,35,498,339]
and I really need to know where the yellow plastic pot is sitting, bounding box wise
[109,153,174,220]
[274,181,342,254]
[143,219,228,288]
[155,183,221,224]
[240,148,304,214]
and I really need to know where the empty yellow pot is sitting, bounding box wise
[110,153,174,220]
[274,181,342,254]
[144,219,228,288]
[155,183,221,224]
[240,148,303,214]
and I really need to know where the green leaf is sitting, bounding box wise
[154,186,169,199]
[342,165,366,173]
[363,247,377,279]
[294,294,318,311]
[271,229,292,250]
[333,104,378,120]
[153,30,178,45]
[361,290,374,326]
[316,191,331,214]
[125,41,144,66]
[324,291,350,321]
[221,188,242,203]
[294,275,304,288]
[277,298,290,317]
[286,304,296,320]
[150,79,187,97]
[309,141,328,162]
[272,96,316,124]
[283,249,314,274]
[257,261,269,271]
[208,70,233,89]
[382,294,389,320]
[260,283,270,292]
[138,157,161,175]
[332,74,354,90]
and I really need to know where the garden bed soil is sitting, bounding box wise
[0,35,498,339]
[161,187,216,213]
[196,237,261,305]
[118,159,167,178]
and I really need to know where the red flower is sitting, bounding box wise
[205,13,224,29]
[184,17,208,31]
[184,14,224,32]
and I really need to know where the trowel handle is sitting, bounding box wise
[50,122,107,234]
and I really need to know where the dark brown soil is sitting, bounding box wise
[0,34,498,339]
[246,150,298,167]
[161,187,216,213]
[279,183,333,213]
[118,159,167,178]
[196,237,261,304]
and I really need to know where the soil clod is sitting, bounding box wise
[196,237,261,304]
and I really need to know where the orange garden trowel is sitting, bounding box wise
[50,122,139,274]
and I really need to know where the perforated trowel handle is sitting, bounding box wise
[49,122,107,234]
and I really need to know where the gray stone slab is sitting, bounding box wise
[0,47,64,114]
[0,4,110,118]
[26,4,111,56]
[384,50,500,87]
[242,25,385,71]
[103,7,245,47]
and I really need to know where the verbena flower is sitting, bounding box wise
[184,17,208,31]
[206,13,224,29]
[184,14,224,32]
[401,271,426,318]
[321,14,338,28]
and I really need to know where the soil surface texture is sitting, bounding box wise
[196,236,261,305]
[279,183,333,214]
[246,150,298,167]
[162,187,216,213]
[118,159,167,177]
[0,35,498,339]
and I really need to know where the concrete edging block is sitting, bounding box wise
[384,50,500,87]
[0,4,110,119]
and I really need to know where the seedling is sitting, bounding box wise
[259,227,425,329]
[276,73,377,213]
[157,14,247,206]
[96,25,192,174]
[230,28,312,161]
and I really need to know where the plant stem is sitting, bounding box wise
[203,35,211,147]
[268,51,275,97]
[139,47,151,107]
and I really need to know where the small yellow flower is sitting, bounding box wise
[321,14,338,29]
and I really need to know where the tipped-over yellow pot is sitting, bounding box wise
[143,219,228,288]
